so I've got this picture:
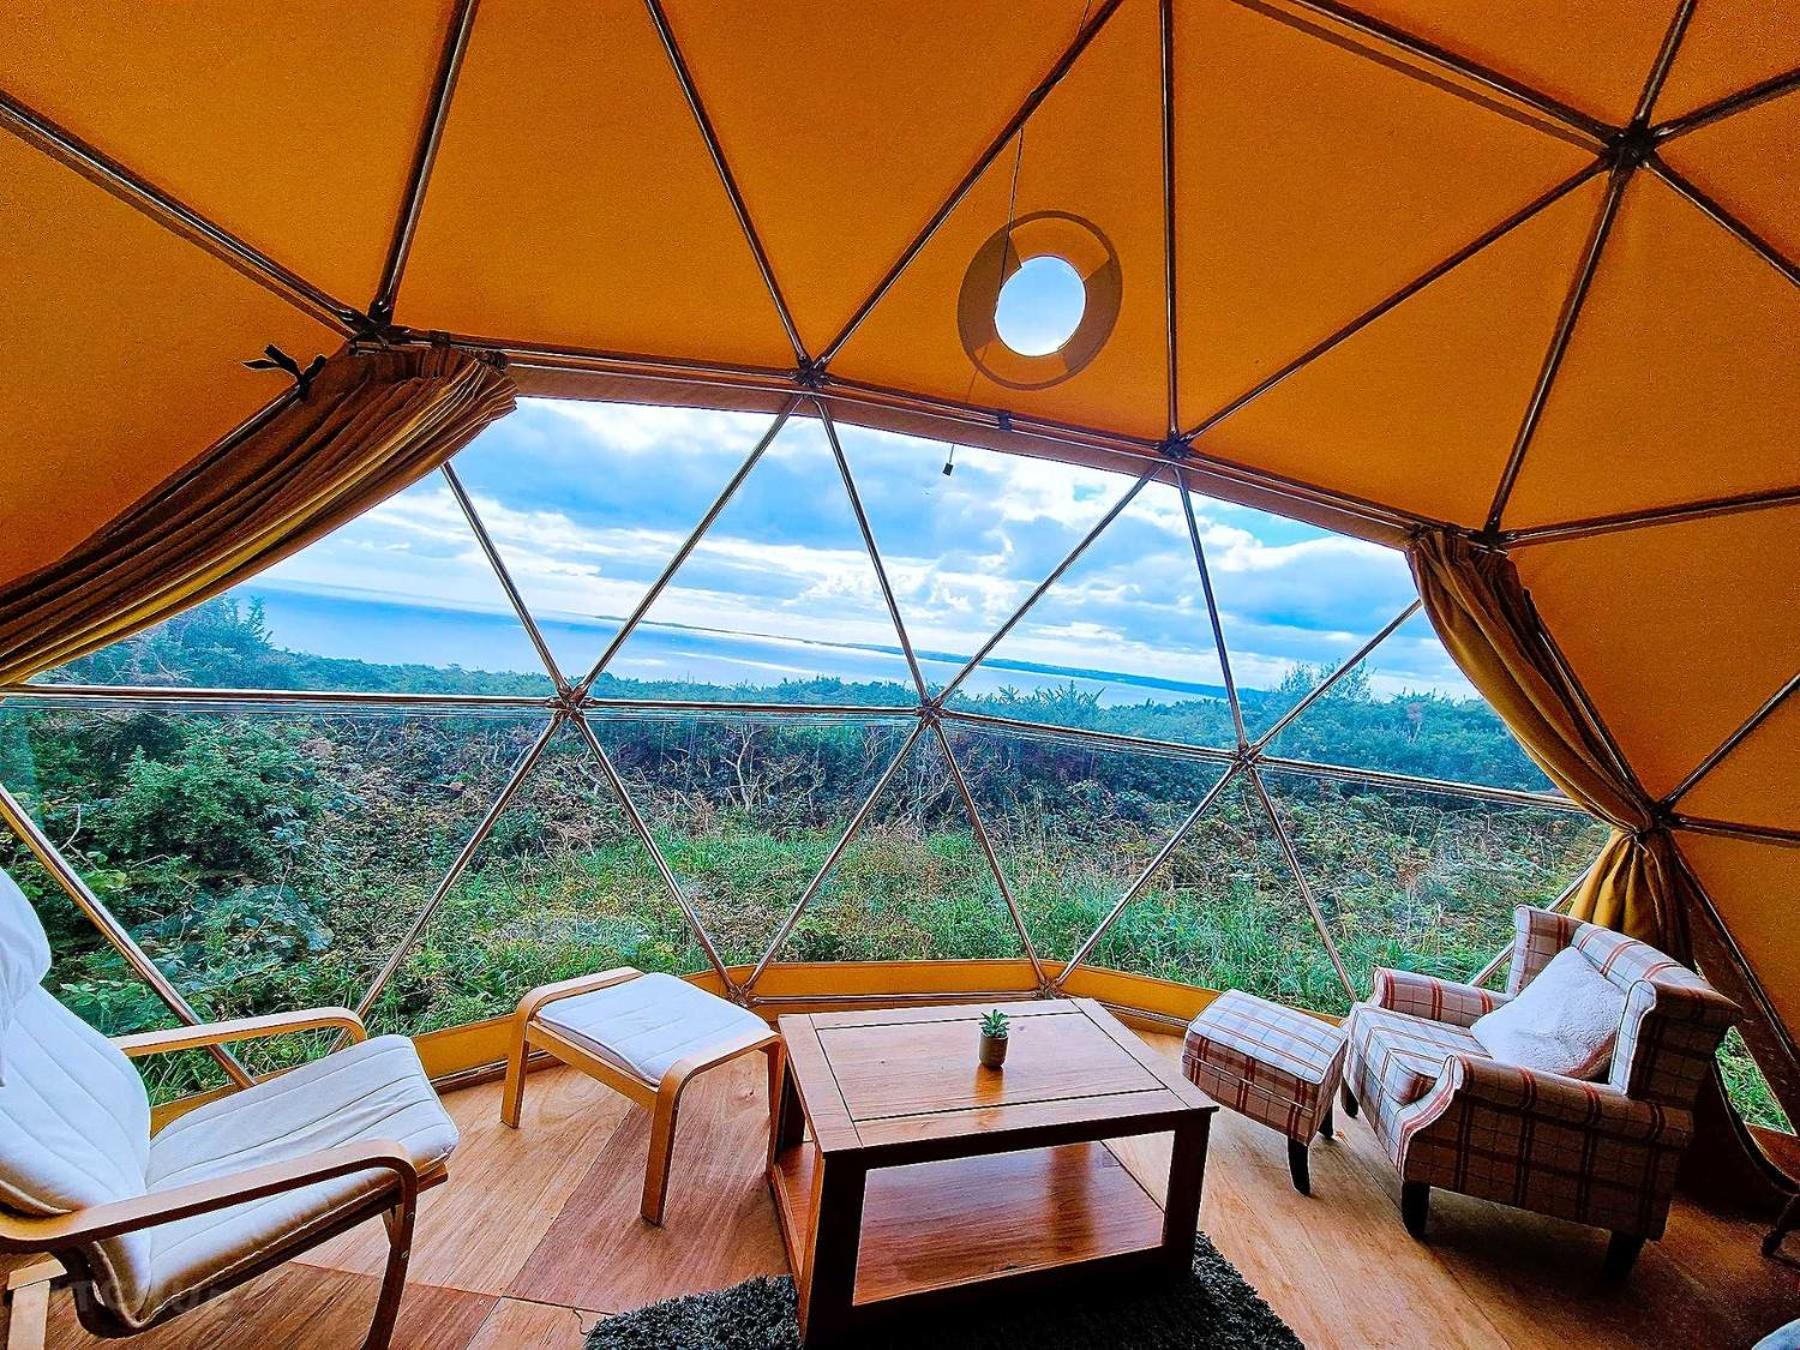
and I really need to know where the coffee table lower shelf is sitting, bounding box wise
[770,1138,1169,1310]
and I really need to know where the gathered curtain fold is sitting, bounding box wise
[1407,530,1673,948]
[0,345,515,687]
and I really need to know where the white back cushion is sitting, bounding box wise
[0,868,53,1085]
[1471,946,1625,1081]
[0,985,153,1315]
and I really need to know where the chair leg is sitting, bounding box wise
[641,1077,689,1226]
[1401,1181,1429,1239]
[1763,1191,1799,1257]
[1286,1138,1312,1195]
[4,1265,54,1350]
[500,1027,529,1128]
[1602,1231,1645,1281]
[1339,1081,1359,1119]
[1318,1104,1334,1140]
[363,1199,417,1350]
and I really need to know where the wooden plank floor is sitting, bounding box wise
[6,1032,1794,1348]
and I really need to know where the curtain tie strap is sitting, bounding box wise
[243,345,328,400]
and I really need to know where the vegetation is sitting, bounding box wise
[0,597,1779,1132]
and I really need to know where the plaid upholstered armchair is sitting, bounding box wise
[1340,906,1736,1278]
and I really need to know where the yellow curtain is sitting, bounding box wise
[0,346,515,685]
[1408,530,1670,946]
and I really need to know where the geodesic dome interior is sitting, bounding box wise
[0,1,1795,1089]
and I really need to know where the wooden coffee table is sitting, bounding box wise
[766,998,1217,1345]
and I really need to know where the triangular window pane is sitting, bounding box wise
[781,726,1031,966]
[596,417,917,704]
[940,722,1227,964]
[366,720,701,1037]
[1260,769,1607,1003]
[447,399,782,682]
[1,698,548,1080]
[944,475,1236,747]
[589,713,918,970]
[1084,776,1348,1014]
[1199,496,1418,741]
[1263,611,1557,793]
[840,425,1127,698]
[33,472,554,697]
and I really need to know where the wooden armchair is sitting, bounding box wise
[0,873,458,1349]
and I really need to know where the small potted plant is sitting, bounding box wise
[978,1008,1011,1069]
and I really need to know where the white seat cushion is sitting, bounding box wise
[124,1035,457,1327]
[537,973,768,1084]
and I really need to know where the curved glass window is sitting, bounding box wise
[5,397,1609,1102]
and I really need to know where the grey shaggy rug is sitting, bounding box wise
[583,1233,1302,1349]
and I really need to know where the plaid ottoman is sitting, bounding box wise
[1183,989,1348,1194]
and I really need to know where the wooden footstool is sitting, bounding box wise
[502,967,781,1225]
[1182,990,1347,1195]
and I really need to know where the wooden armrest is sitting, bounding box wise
[0,1140,419,1249]
[658,1021,779,1099]
[514,967,643,1025]
[113,1007,368,1059]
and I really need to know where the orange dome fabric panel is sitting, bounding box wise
[1658,87,1800,268]
[1512,506,1800,800]
[1194,173,1607,527]
[396,0,794,369]
[1502,172,1800,531]
[1681,694,1800,833]
[1347,0,1677,127]
[1678,831,1800,1030]
[828,0,1166,439]
[1169,0,1595,431]
[658,0,1093,360]
[0,0,453,310]
[0,132,336,583]
[1653,0,1800,122]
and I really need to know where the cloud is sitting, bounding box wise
[244,396,1473,698]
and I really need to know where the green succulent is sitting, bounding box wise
[979,1008,1011,1039]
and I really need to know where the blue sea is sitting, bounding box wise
[240,583,1236,705]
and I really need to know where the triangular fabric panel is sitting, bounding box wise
[1678,829,1800,1033]
[398,0,794,368]
[940,722,1227,965]
[1657,86,1800,270]
[40,470,557,696]
[0,0,451,307]
[587,714,918,969]
[1511,504,1800,799]
[1503,173,1800,530]
[1343,0,1678,127]
[945,474,1235,745]
[1084,774,1347,1011]
[447,401,784,684]
[0,130,335,584]
[365,719,700,1036]
[1261,769,1607,998]
[1172,0,1594,428]
[830,0,1169,440]
[658,0,1094,357]
[1653,2,1800,122]
[1680,692,1800,833]
[779,727,1031,965]
[1263,611,1557,794]
[1196,174,1608,528]
[595,417,917,700]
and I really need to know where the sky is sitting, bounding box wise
[230,396,1477,704]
